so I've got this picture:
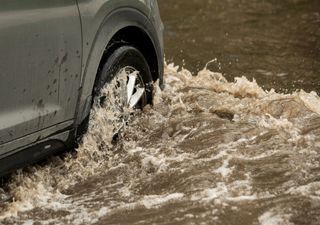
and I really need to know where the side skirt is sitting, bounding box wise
[0,130,75,177]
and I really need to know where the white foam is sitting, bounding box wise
[259,211,292,225]
[298,90,320,115]
[286,181,320,197]
[192,183,228,202]
[214,159,232,177]
[142,193,184,209]
[22,220,34,225]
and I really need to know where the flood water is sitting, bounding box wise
[1,0,320,225]
[160,0,320,93]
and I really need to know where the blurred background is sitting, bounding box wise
[158,0,320,93]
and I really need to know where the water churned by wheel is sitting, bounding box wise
[1,63,320,225]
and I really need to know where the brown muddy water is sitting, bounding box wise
[1,0,320,225]
[160,0,320,93]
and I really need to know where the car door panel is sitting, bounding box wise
[0,1,81,151]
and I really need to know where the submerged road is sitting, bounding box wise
[1,0,320,224]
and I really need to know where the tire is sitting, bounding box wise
[76,46,154,143]
[94,45,153,107]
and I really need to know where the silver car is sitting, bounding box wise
[0,0,164,176]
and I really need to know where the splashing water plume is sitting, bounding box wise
[1,62,320,225]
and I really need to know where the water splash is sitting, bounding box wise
[1,62,320,225]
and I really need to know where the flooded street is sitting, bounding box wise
[160,0,320,93]
[1,0,320,224]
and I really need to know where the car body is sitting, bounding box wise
[0,0,164,176]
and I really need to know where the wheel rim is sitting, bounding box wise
[122,66,147,109]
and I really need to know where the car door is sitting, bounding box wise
[0,0,82,152]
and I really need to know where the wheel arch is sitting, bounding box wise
[98,26,160,84]
[75,7,164,126]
